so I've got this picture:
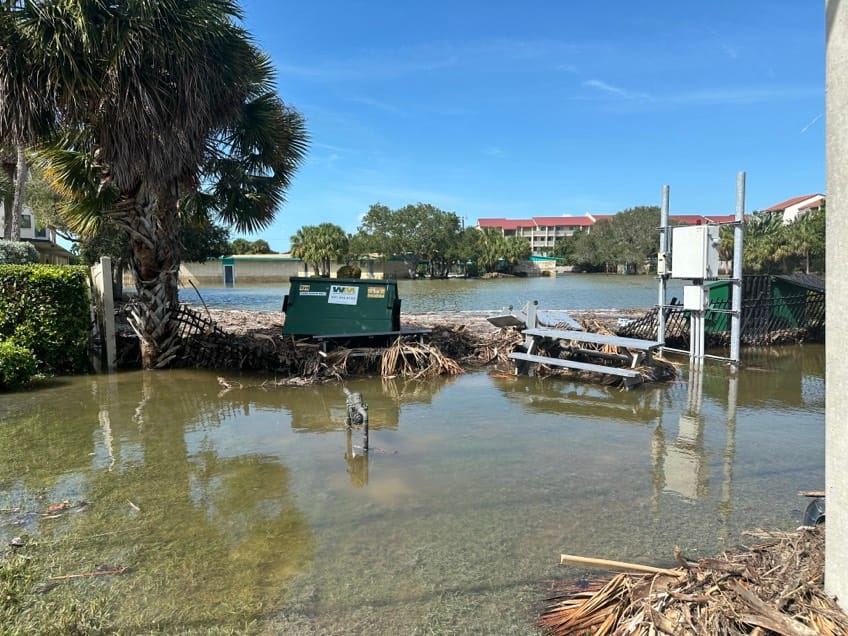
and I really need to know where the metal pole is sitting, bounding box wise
[730,172,745,365]
[658,186,670,350]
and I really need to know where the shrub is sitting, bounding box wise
[336,264,362,279]
[0,265,90,374]
[0,240,39,264]
[0,340,38,390]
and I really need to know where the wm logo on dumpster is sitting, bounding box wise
[328,285,359,305]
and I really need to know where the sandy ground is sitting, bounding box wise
[194,307,649,336]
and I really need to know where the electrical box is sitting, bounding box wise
[657,251,668,276]
[670,225,720,280]
[282,277,401,336]
[683,285,708,311]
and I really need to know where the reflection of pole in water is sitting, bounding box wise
[663,365,708,500]
[650,364,738,536]
[345,427,369,487]
[719,373,738,542]
[95,375,119,471]
[650,389,666,512]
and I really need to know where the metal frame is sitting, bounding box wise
[657,172,745,366]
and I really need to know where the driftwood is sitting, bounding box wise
[559,553,682,577]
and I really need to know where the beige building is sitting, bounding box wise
[477,212,738,256]
[0,203,74,264]
[762,193,825,224]
[178,254,410,286]
[477,214,597,255]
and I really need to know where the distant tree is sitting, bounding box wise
[249,239,274,254]
[787,207,825,274]
[290,223,348,276]
[180,221,231,263]
[230,238,252,254]
[475,227,509,273]
[354,202,462,278]
[568,206,659,272]
[570,225,607,271]
[445,226,483,276]
[743,212,788,273]
[552,231,580,264]
[504,235,531,268]
[229,238,274,255]
[22,166,76,241]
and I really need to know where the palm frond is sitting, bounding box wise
[31,133,119,235]
[202,96,308,233]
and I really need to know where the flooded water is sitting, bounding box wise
[0,343,824,633]
[182,274,687,313]
[2,276,825,632]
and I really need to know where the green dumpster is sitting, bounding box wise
[282,277,401,336]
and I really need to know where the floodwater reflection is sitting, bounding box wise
[0,345,826,634]
[0,371,314,632]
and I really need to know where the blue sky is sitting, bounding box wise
[239,1,824,252]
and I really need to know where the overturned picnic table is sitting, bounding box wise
[508,327,664,388]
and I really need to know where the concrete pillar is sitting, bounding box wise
[826,0,848,606]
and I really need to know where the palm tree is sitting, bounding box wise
[788,208,825,274]
[503,235,531,268]
[290,223,348,276]
[289,226,318,275]
[312,223,349,276]
[1,0,307,368]
[744,212,787,273]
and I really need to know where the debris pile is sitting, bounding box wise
[539,527,846,636]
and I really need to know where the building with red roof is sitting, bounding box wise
[477,214,597,254]
[762,194,825,223]
[476,212,737,255]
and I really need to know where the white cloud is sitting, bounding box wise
[583,79,652,101]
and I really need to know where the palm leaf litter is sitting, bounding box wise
[539,526,847,635]
[113,304,679,386]
[116,305,525,381]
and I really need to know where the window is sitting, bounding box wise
[20,214,32,229]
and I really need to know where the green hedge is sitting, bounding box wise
[0,340,38,389]
[0,265,90,374]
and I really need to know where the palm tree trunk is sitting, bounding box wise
[117,185,182,369]
[10,144,27,242]
[2,163,14,240]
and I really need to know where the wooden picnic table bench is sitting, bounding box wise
[507,352,642,379]
[507,327,665,387]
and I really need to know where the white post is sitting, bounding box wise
[826,0,848,606]
[100,257,116,372]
